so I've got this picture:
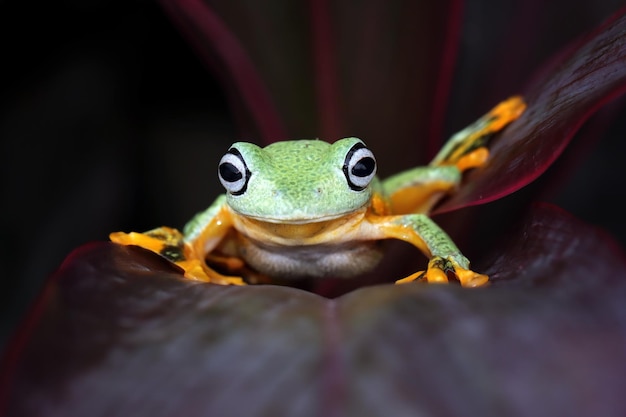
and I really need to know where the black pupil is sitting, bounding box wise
[351,157,375,177]
[219,163,243,182]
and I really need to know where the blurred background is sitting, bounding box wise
[1,0,236,350]
[2,0,626,351]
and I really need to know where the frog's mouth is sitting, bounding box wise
[242,212,348,224]
[231,207,369,244]
[233,206,368,225]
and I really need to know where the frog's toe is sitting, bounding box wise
[395,256,488,287]
[454,267,489,287]
[178,258,246,285]
[443,256,488,287]
[395,271,426,284]
[110,227,185,259]
[455,146,489,172]
[395,258,448,284]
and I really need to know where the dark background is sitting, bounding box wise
[1,0,236,349]
[2,0,626,351]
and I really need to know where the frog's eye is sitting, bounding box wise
[218,148,251,196]
[343,142,377,191]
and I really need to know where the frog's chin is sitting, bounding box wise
[234,207,367,225]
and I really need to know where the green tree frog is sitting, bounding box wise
[111,96,525,287]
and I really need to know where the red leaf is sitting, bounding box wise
[159,0,289,142]
[2,205,626,416]
[158,0,464,172]
[437,7,626,212]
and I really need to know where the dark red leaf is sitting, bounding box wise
[2,204,626,416]
[437,7,626,212]
[158,0,464,172]
[159,0,289,143]
[1,244,328,417]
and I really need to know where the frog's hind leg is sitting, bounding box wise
[430,96,526,171]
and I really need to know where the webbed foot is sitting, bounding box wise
[110,227,245,285]
[430,96,526,167]
[395,256,488,287]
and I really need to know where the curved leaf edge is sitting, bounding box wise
[436,5,626,213]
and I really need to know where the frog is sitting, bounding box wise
[110,96,525,287]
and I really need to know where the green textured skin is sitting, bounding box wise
[183,194,226,242]
[382,165,460,197]
[182,137,468,275]
[392,214,469,268]
[221,138,373,222]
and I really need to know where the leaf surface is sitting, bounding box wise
[438,8,626,212]
[2,204,626,417]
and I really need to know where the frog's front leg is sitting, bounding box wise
[111,196,245,285]
[372,214,488,287]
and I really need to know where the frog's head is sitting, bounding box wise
[217,138,377,223]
